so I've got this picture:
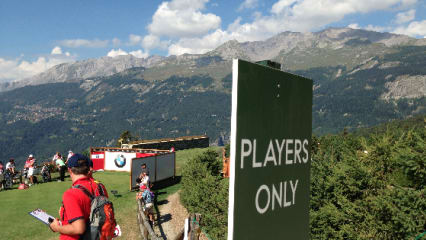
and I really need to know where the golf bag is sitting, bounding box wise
[41,165,51,183]
[4,170,13,189]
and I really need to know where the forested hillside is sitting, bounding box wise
[0,29,425,166]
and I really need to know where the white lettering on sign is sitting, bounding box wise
[302,139,309,163]
[241,139,252,169]
[241,139,261,169]
[255,185,270,214]
[240,138,309,168]
[91,154,105,159]
[240,138,308,215]
[275,139,285,165]
[285,139,293,165]
[255,179,299,214]
[264,140,277,166]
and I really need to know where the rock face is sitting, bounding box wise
[381,75,426,100]
[208,27,422,62]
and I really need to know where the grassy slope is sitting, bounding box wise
[0,147,217,240]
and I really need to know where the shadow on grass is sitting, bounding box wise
[152,176,182,190]
[158,213,172,224]
[110,190,122,198]
[156,199,169,206]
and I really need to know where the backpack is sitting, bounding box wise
[73,183,117,240]
[143,189,154,204]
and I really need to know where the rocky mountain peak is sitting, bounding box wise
[0,54,165,92]
[207,39,249,60]
[1,27,424,93]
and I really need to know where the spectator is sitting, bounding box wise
[0,161,4,190]
[52,152,61,163]
[49,153,109,239]
[5,158,16,187]
[6,158,16,174]
[41,162,51,183]
[136,178,147,193]
[66,150,74,164]
[141,184,155,224]
[138,163,150,181]
[27,154,36,186]
[142,172,150,187]
[53,153,66,182]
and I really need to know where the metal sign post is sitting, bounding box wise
[228,59,312,239]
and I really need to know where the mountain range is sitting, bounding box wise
[0,27,425,165]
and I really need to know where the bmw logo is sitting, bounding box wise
[114,154,126,168]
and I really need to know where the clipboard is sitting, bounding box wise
[29,208,55,225]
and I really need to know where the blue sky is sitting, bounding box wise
[0,0,425,82]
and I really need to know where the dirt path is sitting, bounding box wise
[154,191,188,239]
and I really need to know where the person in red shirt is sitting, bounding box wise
[49,153,108,240]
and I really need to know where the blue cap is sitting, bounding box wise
[67,153,92,168]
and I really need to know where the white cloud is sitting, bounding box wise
[107,49,129,57]
[0,55,74,82]
[401,0,417,8]
[393,20,426,37]
[394,9,416,24]
[347,23,389,32]
[129,50,149,58]
[364,24,389,32]
[142,34,170,50]
[348,23,361,29]
[238,0,259,11]
[51,46,63,55]
[60,38,108,48]
[129,34,143,46]
[112,38,121,46]
[167,0,418,55]
[271,0,296,14]
[107,48,149,58]
[148,0,221,38]
[168,29,233,55]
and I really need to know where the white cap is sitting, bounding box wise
[69,150,73,153]
[29,154,33,158]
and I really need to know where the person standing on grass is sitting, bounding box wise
[27,154,36,186]
[137,183,154,224]
[53,153,66,182]
[0,161,4,190]
[6,158,16,174]
[139,163,149,178]
[66,150,73,164]
[139,163,152,187]
[52,152,61,163]
[49,153,109,239]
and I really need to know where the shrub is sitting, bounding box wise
[181,149,228,240]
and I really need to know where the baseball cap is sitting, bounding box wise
[67,153,92,168]
[29,154,33,158]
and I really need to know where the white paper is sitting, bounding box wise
[114,224,122,237]
[29,208,54,225]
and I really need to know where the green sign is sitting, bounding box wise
[228,59,312,240]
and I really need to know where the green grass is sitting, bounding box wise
[0,147,217,240]
[0,171,140,240]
